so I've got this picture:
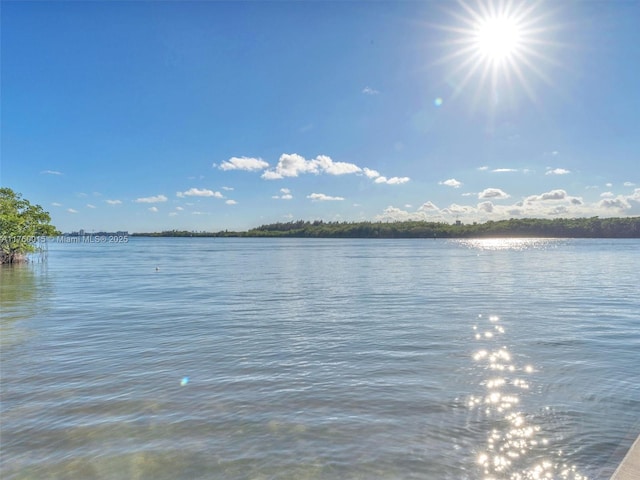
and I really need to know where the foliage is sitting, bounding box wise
[133,217,640,238]
[0,188,59,264]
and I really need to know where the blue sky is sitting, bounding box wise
[2,0,639,232]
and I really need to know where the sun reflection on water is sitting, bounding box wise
[469,314,587,480]
[456,238,559,251]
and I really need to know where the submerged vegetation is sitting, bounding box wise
[0,188,58,264]
[135,217,640,238]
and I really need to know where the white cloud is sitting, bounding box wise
[135,194,168,203]
[477,201,494,212]
[598,197,630,210]
[314,155,362,175]
[41,170,62,175]
[546,168,571,175]
[176,188,223,198]
[600,192,615,198]
[478,188,510,199]
[222,186,234,191]
[52,202,62,207]
[175,206,184,211]
[148,207,158,212]
[623,182,636,187]
[439,178,462,188]
[273,187,293,200]
[225,200,237,205]
[67,208,78,213]
[386,176,410,185]
[307,193,345,201]
[262,153,317,179]
[606,183,613,187]
[169,212,178,217]
[362,86,380,95]
[106,199,122,205]
[374,176,410,185]
[262,153,362,179]
[86,204,96,209]
[219,156,269,171]
[477,166,489,171]
[418,201,439,211]
[375,206,425,222]
[363,167,381,179]
[492,168,518,173]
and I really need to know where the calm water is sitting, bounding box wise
[1,238,638,479]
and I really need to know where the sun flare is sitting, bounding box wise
[437,1,558,109]
[474,15,523,63]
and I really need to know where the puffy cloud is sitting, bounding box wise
[478,188,510,199]
[273,188,293,200]
[307,193,345,201]
[362,86,380,95]
[418,201,439,211]
[314,155,362,175]
[477,201,494,212]
[374,176,410,185]
[176,188,223,198]
[225,200,237,205]
[541,189,567,200]
[262,153,318,179]
[526,189,567,202]
[135,194,168,203]
[219,156,269,171]
[600,192,615,198]
[375,206,425,222]
[363,168,380,179]
[546,168,571,175]
[598,197,630,209]
[262,153,361,179]
[439,178,462,188]
[106,199,122,205]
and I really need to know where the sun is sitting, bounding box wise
[436,0,558,109]
[474,15,523,64]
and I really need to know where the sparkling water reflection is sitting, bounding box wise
[469,315,587,480]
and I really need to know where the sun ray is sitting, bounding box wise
[435,0,563,114]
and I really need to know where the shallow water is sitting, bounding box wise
[1,238,638,479]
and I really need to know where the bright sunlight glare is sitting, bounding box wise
[436,0,559,111]
[475,15,523,62]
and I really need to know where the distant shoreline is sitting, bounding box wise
[131,216,640,239]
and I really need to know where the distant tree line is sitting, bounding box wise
[133,217,640,238]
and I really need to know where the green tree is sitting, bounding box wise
[0,188,59,264]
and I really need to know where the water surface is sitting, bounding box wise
[1,238,638,479]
